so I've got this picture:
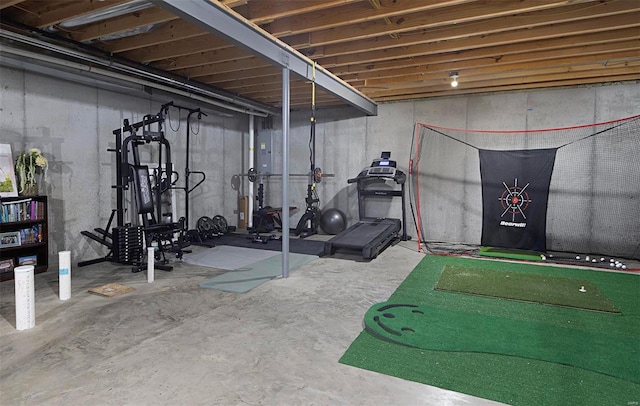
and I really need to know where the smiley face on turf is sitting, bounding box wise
[369,303,425,337]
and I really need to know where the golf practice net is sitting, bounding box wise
[408,114,640,259]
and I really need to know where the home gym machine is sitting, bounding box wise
[324,152,409,260]
[79,105,189,272]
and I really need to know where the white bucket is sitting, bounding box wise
[14,265,35,330]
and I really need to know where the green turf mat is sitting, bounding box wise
[365,302,636,382]
[436,265,620,313]
[479,246,543,261]
[341,331,640,406]
[340,255,640,406]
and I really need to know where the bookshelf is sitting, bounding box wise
[0,195,48,281]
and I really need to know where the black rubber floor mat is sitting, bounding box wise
[202,233,328,256]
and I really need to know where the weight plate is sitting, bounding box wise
[314,167,323,183]
[207,217,219,234]
[212,215,228,234]
[196,216,212,233]
[248,168,257,183]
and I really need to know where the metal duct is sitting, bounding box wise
[0,27,276,117]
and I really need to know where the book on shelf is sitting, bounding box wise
[0,198,45,223]
[19,224,42,244]
[18,255,37,266]
[0,258,14,273]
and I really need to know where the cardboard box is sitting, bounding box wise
[238,196,249,229]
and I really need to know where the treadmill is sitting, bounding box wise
[324,152,409,260]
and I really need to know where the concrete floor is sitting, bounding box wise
[0,240,506,406]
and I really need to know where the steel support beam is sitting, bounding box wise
[151,0,377,116]
[282,68,290,278]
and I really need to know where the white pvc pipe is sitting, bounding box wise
[248,115,255,229]
[1,45,271,117]
[147,247,155,283]
[14,265,35,330]
[58,251,71,301]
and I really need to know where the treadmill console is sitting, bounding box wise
[347,152,407,185]
[364,166,397,178]
[370,151,397,168]
[349,166,405,184]
[349,151,406,184]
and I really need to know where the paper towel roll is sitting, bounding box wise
[14,265,35,331]
[59,251,71,300]
[147,247,155,283]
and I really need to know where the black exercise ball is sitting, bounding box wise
[320,208,347,235]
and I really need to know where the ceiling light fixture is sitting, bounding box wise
[450,71,459,88]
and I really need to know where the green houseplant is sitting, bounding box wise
[15,148,48,196]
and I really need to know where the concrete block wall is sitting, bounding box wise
[1,66,248,268]
[2,62,638,264]
[409,84,639,257]
[267,82,639,257]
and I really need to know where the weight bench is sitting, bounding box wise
[250,206,296,243]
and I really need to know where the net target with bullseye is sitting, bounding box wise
[499,178,531,221]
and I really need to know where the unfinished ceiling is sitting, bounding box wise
[1,0,639,113]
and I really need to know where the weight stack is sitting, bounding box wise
[112,225,144,264]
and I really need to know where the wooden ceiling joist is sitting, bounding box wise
[1,0,637,111]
